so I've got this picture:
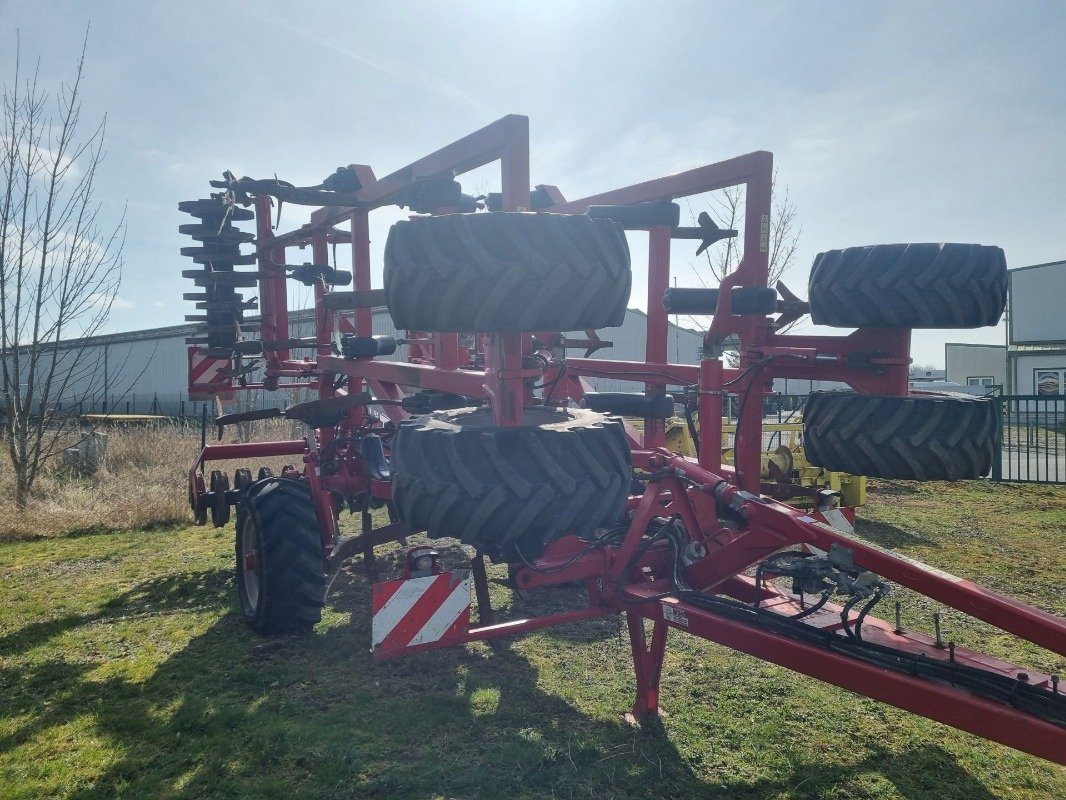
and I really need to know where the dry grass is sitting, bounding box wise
[0,419,302,540]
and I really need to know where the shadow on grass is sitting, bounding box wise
[738,744,1005,800]
[855,518,938,549]
[867,481,922,497]
[0,567,231,657]
[0,567,1016,799]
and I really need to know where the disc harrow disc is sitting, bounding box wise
[183,270,261,286]
[209,470,231,527]
[179,199,254,221]
[234,468,254,493]
[178,224,256,244]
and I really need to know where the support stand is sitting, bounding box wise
[625,612,668,723]
[361,508,375,575]
[471,554,495,625]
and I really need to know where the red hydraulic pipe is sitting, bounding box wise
[312,230,333,395]
[644,225,672,449]
[698,357,723,472]
[464,606,608,642]
[350,210,373,337]
[311,230,338,448]
[254,196,291,365]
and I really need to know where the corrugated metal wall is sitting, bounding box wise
[570,309,703,392]
[14,308,706,408]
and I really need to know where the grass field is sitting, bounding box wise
[0,478,1064,799]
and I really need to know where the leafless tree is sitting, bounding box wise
[695,170,802,286]
[1,32,125,507]
[680,170,803,365]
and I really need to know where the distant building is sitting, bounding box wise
[1006,261,1066,395]
[941,259,1065,397]
[945,343,1006,393]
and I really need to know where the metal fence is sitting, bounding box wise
[993,395,1066,484]
[49,393,212,420]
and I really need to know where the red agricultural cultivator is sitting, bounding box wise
[179,115,1064,764]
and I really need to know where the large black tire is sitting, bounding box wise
[802,392,997,481]
[383,212,631,332]
[235,478,326,634]
[392,406,632,562]
[808,243,1006,329]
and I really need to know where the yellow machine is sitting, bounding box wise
[643,417,866,509]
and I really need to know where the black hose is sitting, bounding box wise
[683,396,700,458]
[854,593,884,642]
[840,595,863,638]
[789,589,833,621]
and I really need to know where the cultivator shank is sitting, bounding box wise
[178,115,1064,765]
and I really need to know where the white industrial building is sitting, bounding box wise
[1006,261,1066,395]
[13,308,708,415]
[945,344,1007,393]
[942,260,1065,397]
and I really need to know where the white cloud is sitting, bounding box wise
[87,293,134,311]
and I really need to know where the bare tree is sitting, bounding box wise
[680,170,803,365]
[0,32,125,507]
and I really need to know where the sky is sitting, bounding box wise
[2,1,1064,367]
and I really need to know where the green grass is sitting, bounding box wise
[0,481,1064,799]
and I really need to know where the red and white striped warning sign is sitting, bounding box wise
[371,570,471,660]
[187,347,232,399]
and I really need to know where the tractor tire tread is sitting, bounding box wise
[808,243,1006,329]
[802,392,997,481]
[236,478,326,634]
[392,406,631,561]
[384,213,631,332]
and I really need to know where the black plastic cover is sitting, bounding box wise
[341,335,398,359]
[662,287,720,314]
[730,286,779,316]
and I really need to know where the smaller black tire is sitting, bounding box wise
[802,392,997,481]
[189,474,207,526]
[392,406,632,562]
[209,470,230,528]
[233,468,253,493]
[235,478,326,634]
[808,243,1006,329]
[384,212,631,332]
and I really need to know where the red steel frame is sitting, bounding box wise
[187,115,1066,765]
